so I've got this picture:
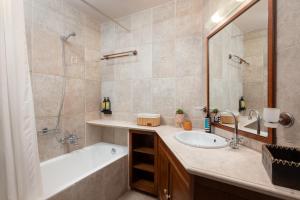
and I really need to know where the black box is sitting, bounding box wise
[262,144,300,190]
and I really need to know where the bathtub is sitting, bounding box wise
[41,142,128,199]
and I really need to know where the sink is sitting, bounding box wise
[175,131,228,149]
[244,120,268,132]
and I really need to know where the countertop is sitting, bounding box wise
[87,119,300,200]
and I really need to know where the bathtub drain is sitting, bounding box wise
[111,148,116,154]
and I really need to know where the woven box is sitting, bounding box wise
[262,144,300,190]
[137,113,160,127]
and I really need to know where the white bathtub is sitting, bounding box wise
[41,142,128,199]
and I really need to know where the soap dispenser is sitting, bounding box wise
[204,113,211,133]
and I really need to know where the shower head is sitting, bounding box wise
[61,32,76,41]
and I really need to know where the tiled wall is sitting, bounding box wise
[276,0,300,148]
[99,0,204,127]
[24,0,102,161]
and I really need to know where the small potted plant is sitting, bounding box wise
[175,108,185,127]
[210,108,219,122]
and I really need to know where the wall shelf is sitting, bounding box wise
[133,147,155,155]
[133,163,155,173]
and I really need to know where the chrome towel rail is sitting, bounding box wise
[100,50,138,60]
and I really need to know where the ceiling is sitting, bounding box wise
[67,0,170,22]
[233,0,268,34]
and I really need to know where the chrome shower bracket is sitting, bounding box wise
[279,112,295,128]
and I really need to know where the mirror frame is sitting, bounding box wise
[206,0,276,144]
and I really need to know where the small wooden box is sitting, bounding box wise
[220,114,239,124]
[137,113,160,127]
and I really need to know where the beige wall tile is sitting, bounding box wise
[31,27,63,76]
[114,129,129,146]
[152,41,176,78]
[37,133,66,162]
[63,78,85,115]
[101,127,115,143]
[85,80,101,112]
[85,125,102,146]
[152,78,176,117]
[113,81,133,113]
[32,74,64,117]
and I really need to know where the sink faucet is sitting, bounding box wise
[216,111,241,149]
[248,109,261,135]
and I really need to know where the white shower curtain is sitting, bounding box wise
[0,0,43,200]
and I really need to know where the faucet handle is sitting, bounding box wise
[237,136,243,144]
[229,136,243,149]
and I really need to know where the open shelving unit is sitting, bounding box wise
[129,130,157,196]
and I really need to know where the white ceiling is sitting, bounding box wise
[234,0,268,34]
[67,0,170,22]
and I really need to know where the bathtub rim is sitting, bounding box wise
[40,142,128,199]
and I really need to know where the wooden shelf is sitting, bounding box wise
[133,147,155,155]
[130,130,158,196]
[133,163,154,173]
[133,179,155,194]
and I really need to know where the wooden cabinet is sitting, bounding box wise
[158,138,193,200]
[157,136,284,200]
[129,130,158,196]
[129,133,286,200]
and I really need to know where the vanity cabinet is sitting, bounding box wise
[157,137,285,200]
[158,138,193,200]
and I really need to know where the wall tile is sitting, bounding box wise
[31,27,63,76]
[63,78,85,115]
[113,81,133,113]
[152,1,175,24]
[152,41,176,78]
[32,74,64,117]
[132,80,152,113]
[85,80,101,112]
[152,78,176,117]
[175,36,202,77]
[37,133,66,162]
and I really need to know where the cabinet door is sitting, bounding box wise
[169,165,191,200]
[158,145,170,200]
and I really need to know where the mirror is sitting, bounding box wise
[206,0,275,143]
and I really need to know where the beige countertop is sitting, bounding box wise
[87,119,300,200]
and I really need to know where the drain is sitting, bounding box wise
[111,148,116,154]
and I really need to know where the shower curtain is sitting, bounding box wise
[0,0,43,200]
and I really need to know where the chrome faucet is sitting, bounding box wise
[216,111,241,149]
[59,133,80,145]
[248,109,261,135]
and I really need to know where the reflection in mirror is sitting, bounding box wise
[209,0,269,137]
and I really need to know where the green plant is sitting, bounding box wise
[211,108,219,114]
[176,108,184,114]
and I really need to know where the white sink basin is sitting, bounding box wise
[175,131,228,149]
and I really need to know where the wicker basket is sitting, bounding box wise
[262,144,300,190]
[137,113,160,127]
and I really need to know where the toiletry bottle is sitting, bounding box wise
[204,113,211,133]
[103,97,107,111]
[106,97,111,111]
[100,98,104,111]
[239,96,246,112]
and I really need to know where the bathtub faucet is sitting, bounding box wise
[60,133,81,145]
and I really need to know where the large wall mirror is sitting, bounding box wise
[206,0,276,143]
